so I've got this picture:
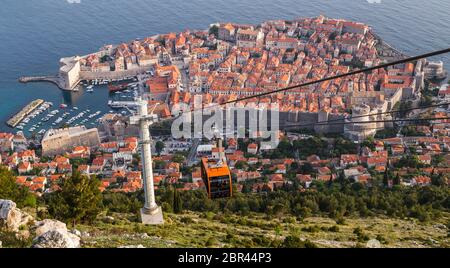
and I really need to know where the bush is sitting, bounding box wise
[0,231,33,248]
[251,235,272,247]
[0,167,36,208]
[46,172,103,226]
[280,235,317,248]
[376,234,387,244]
[180,216,194,224]
[328,225,340,232]
[205,237,219,247]
[301,225,321,233]
[336,217,346,225]
[353,227,370,242]
[283,217,297,224]
[103,192,141,213]
[157,182,450,223]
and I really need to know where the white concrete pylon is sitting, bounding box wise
[134,98,163,224]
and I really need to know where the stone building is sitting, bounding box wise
[59,56,81,90]
[41,126,100,157]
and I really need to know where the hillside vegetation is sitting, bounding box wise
[76,211,450,248]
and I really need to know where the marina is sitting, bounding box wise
[5,81,141,138]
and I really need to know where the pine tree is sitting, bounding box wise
[47,171,103,226]
[328,174,334,187]
[241,183,251,194]
[393,173,401,185]
[338,170,346,185]
[155,141,165,156]
[173,187,183,214]
[383,167,389,187]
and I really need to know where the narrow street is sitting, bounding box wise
[187,138,201,167]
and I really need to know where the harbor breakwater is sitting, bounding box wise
[6,99,44,128]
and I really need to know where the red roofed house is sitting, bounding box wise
[274,164,287,174]
[226,138,238,151]
[165,162,180,174]
[15,176,28,185]
[366,156,388,169]
[191,168,202,183]
[54,156,70,165]
[0,132,14,152]
[32,176,47,186]
[18,150,36,162]
[70,146,91,159]
[57,164,73,174]
[340,154,359,167]
[77,165,90,175]
[30,183,45,193]
[418,154,432,165]
[296,174,313,188]
[411,175,431,186]
[269,174,285,188]
[18,162,32,174]
[247,143,258,154]
[99,142,119,153]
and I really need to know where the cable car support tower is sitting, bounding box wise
[128,98,164,224]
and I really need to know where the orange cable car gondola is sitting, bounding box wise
[200,134,233,199]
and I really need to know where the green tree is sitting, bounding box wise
[395,101,412,117]
[46,172,103,226]
[420,95,434,107]
[209,25,219,38]
[293,137,329,159]
[431,173,447,187]
[300,162,314,175]
[153,159,166,170]
[234,160,247,170]
[172,153,185,164]
[361,137,376,151]
[280,235,317,248]
[155,141,165,156]
[393,174,401,186]
[102,192,141,213]
[332,138,358,156]
[173,187,183,214]
[277,139,294,157]
[395,155,423,168]
[0,167,36,208]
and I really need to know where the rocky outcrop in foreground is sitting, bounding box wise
[0,199,33,232]
[0,199,80,248]
[31,219,81,248]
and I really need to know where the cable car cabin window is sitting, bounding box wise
[205,174,232,199]
[209,175,232,198]
[201,158,233,199]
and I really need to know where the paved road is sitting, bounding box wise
[180,69,190,92]
[136,73,151,99]
[187,138,201,167]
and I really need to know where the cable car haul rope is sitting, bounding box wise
[156,48,450,199]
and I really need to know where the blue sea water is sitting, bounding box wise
[0,0,449,133]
